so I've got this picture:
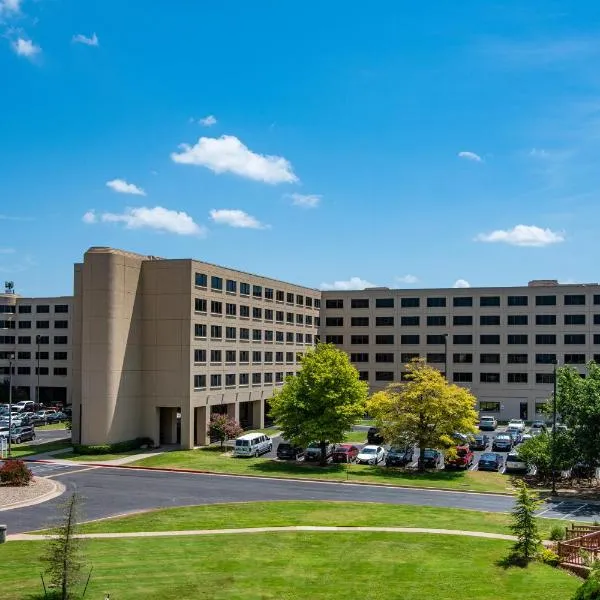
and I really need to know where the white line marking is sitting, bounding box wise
[536,501,565,517]
[45,466,98,478]
[560,503,589,521]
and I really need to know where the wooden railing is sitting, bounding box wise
[558,530,600,565]
[565,524,600,541]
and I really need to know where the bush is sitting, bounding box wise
[0,459,33,486]
[538,547,560,567]
[549,525,566,541]
[73,437,154,455]
[572,574,600,600]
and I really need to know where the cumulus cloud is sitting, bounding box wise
[209,209,267,229]
[199,115,217,126]
[171,135,298,184]
[396,274,419,284]
[458,151,483,162]
[12,38,40,58]
[320,277,377,291]
[453,279,471,288]
[106,178,146,196]
[287,193,321,208]
[475,224,565,247]
[85,206,205,236]
[72,33,99,46]
[0,0,22,15]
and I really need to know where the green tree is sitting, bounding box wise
[517,431,572,483]
[269,343,368,466]
[508,481,542,565]
[367,359,478,471]
[42,492,86,600]
[572,562,600,600]
[208,414,243,448]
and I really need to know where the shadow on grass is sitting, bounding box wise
[495,554,529,570]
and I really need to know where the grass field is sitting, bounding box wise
[132,447,515,494]
[35,423,68,431]
[44,501,578,539]
[8,440,71,458]
[0,533,579,600]
[343,430,367,443]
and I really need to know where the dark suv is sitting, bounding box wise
[305,442,334,462]
[385,446,414,467]
[11,426,36,444]
[367,427,384,445]
[276,442,304,460]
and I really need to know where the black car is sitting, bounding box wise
[469,434,490,451]
[367,427,384,445]
[385,446,414,467]
[304,442,334,462]
[421,448,442,469]
[478,452,503,472]
[276,442,304,460]
[11,425,36,444]
[492,434,513,452]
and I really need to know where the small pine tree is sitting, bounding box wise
[509,481,542,565]
[42,492,86,600]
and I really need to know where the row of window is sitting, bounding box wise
[326,334,597,345]
[193,371,294,389]
[363,370,555,384]
[325,294,599,310]
[0,366,67,376]
[194,349,302,364]
[194,324,314,344]
[195,273,320,308]
[0,351,68,361]
[194,299,318,326]
[349,352,598,365]
[480,401,547,414]
[326,314,600,327]
[0,320,69,330]
[0,336,68,345]
[15,304,69,314]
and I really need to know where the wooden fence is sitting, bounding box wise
[558,529,600,565]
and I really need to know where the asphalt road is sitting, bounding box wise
[3,462,600,534]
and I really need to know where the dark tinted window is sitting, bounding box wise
[453,297,472,307]
[427,297,446,307]
[351,298,369,309]
[376,298,394,308]
[564,294,585,306]
[427,316,446,326]
[480,315,500,326]
[453,315,472,326]
[507,315,527,326]
[508,296,528,306]
[480,296,500,307]
[536,314,556,325]
[536,295,556,306]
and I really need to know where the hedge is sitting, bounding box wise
[73,437,154,455]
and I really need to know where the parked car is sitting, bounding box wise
[479,415,498,431]
[505,451,528,473]
[332,444,360,463]
[492,434,513,452]
[421,448,443,469]
[233,433,272,457]
[0,415,23,428]
[508,419,526,433]
[0,426,10,439]
[385,446,414,467]
[506,427,522,444]
[356,445,385,465]
[572,462,597,480]
[367,427,384,445]
[445,445,474,469]
[530,420,546,431]
[478,452,504,472]
[305,442,334,462]
[33,410,56,425]
[14,401,35,413]
[517,433,532,445]
[46,411,66,424]
[276,442,304,460]
[11,426,36,444]
[469,434,490,451]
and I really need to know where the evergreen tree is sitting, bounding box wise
[509,481,542,565]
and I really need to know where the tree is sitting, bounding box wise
[42,492,86,600]
[517,431,572,483]
[269,343,368,466]
[208,414,243,448]
[367,359,478,471]
[507,481,542,565]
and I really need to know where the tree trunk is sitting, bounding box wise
[417,438,426,472]
[319,440,327,467]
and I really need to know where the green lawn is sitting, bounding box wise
[35,423,68,431]
[61,449,144,462]
[49,501,579,539]
[0,533,579,600]
[131,447,515,494]
[244,427,281,437]
[358,419,375,426]
[8,440,72,458]
[343,430,367,443]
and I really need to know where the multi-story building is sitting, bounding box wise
[0,291,74,406]
[320,280,600,421]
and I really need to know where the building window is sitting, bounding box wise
[252,373,262,385]
[36,305,50,313]
[400,335,420,345]
[373,316,393,327]
[427,353,446,363]
[195,298,207,313]
[453,353,472,364]
[276,290,284,302]
[359,371,369,381]
[536,334,556,345]
[275,331,284,342]
[275,310,284,322]
[225,303,236,316]
[480,373,500,383]
[211,276,223,291]
[427,334,447,345]
[351,353,369,362]
[565,354,586,365]
[296,295,303,306]
[427,297,446,307]
[326,317,344,326]
[595,335,600,345]
[0,305,14,314]
[296,314,304,325]
[210,349,222,363]
[427,316,446,327]
[17,366,31,375]
[253,285,263,298]
[507,334,528,345]
[275,352,284,363]
[286,292,294,304]
[35,367,49,375]
[400,316,419,327]
[53,367,67,376]
[0,336,15,344]
[17,351,31,359]
[210,325,222,339]
[351,335,369,344]
[377,353,395,363]
[536,354,556,364]
[480,353,500,364]
[226,350,237,363]
[54,336,68,344]
[508,295,528,306]
[351,316,369,326]
[453,372,472,383]
[296,333,304,343]
[453,315,473,326]
[211,301,222,315]
[326,335,343,344]
[17,336,30,344]
[400,297,419,308]
[18,321,31,329]
[480,401,501,412]
[565,314,585,325]
[507,354,528,364]
[193,374,206,389]
[306,334,313,344]
[210,374,222,388]
[265,309,274,321]
[453,334,472,344]
[286,312,295,324]
[508,373,528,384]
[240,283,250,296]
[252,329,262,341]
[36,321,50,329]
[351,298,369,309]
[240,373,250,385]
[225,326,236,340]
[565,334,585,345]
[594,314,600,325]
[275,372,284,383]
[595,295,600,305]
[536,373,554,384]
[400,353,419,363]
[480,296,500,307]
[225,374,236,387]
[536,295,556,306]
[453,297,472,307]
[536,314,556,326]
[240,305,250,318]
[480,315,500,326]
[18,305,31,314]
[376,335,394,344]
[565,294,586,306]
[325,299,343,309]
[264,372,273,384]
[265,288,274,300]
[226,279,237,293]
[264,351,273,363]
[194,324,207,338]
[254,351,264,363]
[508,315,528,326]
[253,307,263,319]
[265,330,274,342]
[375,371,394,381]
[195,273,207,287]
[376,298,395,308]
[240,351,250,363]
[194,349,207,363]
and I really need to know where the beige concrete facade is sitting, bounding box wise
[320,281,600,421]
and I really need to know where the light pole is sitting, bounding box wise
[36,334,40,408]
[551,359,558,496]
[7,352,15,457]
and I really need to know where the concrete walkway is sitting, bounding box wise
[8,525,518,542]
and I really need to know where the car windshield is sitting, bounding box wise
[361,448,376,454]
[423,450,436,458]
[496,435,510,440]
[307,443,320,449]
[507,454,520,461]
[278,444,290,450]
[389,447,405,453]
[235,440,249,447]
[456,449,467,456]
[480,453,496,460]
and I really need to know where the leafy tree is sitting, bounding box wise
[508,481,542,565]
[572,562,600,600]
[269,343,368,466]
[208,414,243,448]
[42,492,86,600]
[517,431,573,483]
[367,359,478,471]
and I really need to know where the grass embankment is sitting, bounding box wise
[9,440,71,458]
[0,533,579,600]
[131,447,514,494]
[35,423,68,431]
[40,501,577,539]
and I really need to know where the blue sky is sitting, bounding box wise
[2,0,600,296]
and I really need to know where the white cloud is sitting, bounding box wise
[320,277,377,291]
[72,33,99,47]
[106,178,146,196]
[287,193,321,208]
[12,38,40,58]
[0,247,15,254]
[453,279,471,288]
[171,135,298,184]
[87,206,205,236]
[475,224,565,247]
[458,151,483,162]
[396,274,419,284]
[0,0,22,15]
[199,115,217,126]
[209,209,267,229]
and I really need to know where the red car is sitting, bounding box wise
[332,444,360,463]
[444,445,474,469]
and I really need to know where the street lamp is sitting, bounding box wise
[551,359,558,496]
[36,334,41,408]
[7,352,15,457]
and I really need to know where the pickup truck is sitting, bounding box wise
[445,445,474,469]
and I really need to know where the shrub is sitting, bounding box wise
[538,547,560,567]
[72,437,154,455]
[549,525,566,541]
[572,573,600,600]
[0,459,33,486]
[208,414,243,448]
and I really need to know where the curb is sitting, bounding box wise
[0,477,66,512]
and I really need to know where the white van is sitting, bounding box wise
[233,433,273,458]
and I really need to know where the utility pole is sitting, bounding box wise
[8,352,14,457]
[551,359,558,496]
